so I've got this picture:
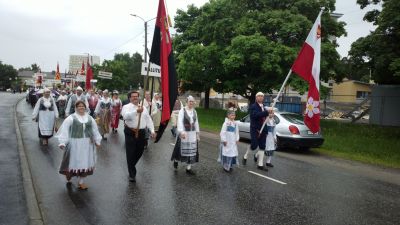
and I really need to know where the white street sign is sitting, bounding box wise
[98,71,113,77]
[141,62,161,77]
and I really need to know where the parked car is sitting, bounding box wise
[236,111,324,150]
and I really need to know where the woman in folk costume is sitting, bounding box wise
[220,110,240,172]
[151,93,162,132]
[170,98,183,138]
[32,88,59,145]
[87,89,99,118]
[56,90,68,119]
[94,89,112,140]
[110,90,122,133]
[264,107,277,168]
[56,100,102,190]
[171,96,200,175]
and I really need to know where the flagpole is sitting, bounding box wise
[259,69,293,135]
[135,58,153,138]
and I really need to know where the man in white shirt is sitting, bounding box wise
[121,91,156,182]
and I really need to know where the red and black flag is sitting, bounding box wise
[150,0,178,143]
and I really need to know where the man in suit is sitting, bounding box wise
[242,92,269,171]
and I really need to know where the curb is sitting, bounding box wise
[14,97,44,225]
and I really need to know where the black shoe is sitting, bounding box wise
[223,168,230,173]
[257,166,268,171]
[129,176,136,182]
[266,163,274,167]
[186,169,195,175]
[242,157,247,165]
[254,154,257,162]
[173,161,178,169]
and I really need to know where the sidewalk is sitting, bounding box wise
[1,92,43,225]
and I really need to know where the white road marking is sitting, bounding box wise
[170,143,175,146]
[248,171,287,185]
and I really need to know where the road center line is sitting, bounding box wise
[248,171,287,185]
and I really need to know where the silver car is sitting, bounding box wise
[236,111,324,150]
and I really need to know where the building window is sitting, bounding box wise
[356,91,370,99]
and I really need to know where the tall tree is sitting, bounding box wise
[348,0,400,84]
[94,52,143,91]
[174,0,346,105]
[0,61,18,89]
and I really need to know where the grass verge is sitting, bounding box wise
[196,107,400,168]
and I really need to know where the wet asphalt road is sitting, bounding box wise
[15,98,400,225]
[0,93,28,225]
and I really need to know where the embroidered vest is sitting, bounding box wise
[69,115,93,138]
[39,98,54,111]
[183,108,197,132]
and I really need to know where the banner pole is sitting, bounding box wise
[259,69,292,134]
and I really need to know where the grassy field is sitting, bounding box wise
[196,107,400,168]
[317,120,400,168]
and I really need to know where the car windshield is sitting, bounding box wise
[280,113,304,125]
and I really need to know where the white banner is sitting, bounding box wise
[141,62,161,77]
[98,75,112,80]
[76,75,86,82]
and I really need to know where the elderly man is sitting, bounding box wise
[242,92,269,171]
[65,86,89,117]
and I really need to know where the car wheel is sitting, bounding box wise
[299,146,310,151]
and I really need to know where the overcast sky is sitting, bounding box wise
[0,0,380,72]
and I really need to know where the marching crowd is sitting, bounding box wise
[30,87,276,190]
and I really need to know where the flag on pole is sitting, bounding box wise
[291,10,323,133]
[85,57,93,90]
[150,0,178,142]
[55,62,61,80]
[80,61,85,75]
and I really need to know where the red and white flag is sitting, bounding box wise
[291,10,322,133]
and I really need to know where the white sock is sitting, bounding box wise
[257,150,264,166]
[267,156,272,164]
[244,145,252,159]
[186,164,191,170]
[78,177,84,184]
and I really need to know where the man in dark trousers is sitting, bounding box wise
[121,91,155,182]
[242,92,269,171]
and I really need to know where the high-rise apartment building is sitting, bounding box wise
[68,55,100,74]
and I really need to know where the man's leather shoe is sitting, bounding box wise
[257,166,268,171]
[266,163,274,167]
[129,176,136,182]
[186,169,195,175]
[242,157,247,165]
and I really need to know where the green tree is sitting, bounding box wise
[0,61,18,89]
[174,0,346,106]
[31,63,41,72]
[94,52,143,91]
[347,0,400,84]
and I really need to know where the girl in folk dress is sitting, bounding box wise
[152,93,162,132]
[110,90,122,133]
[56,90,68,119]
[171,96,200,175]
[56,100,102,190]
[94,90,112,140]
[265,108,277,167]
[32,88,59,145]
[219,110,240,172]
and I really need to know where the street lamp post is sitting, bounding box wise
[130,14,156,63]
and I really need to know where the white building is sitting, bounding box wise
[68,55,100,74]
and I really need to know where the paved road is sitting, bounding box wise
[0,92,28,225]
[15,98,400,225]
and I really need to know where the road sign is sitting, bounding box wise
[98,71,112,79]
[141,63,161,77]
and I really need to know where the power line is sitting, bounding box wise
[102,30,145,57]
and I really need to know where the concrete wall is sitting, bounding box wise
[370,85,400,126]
